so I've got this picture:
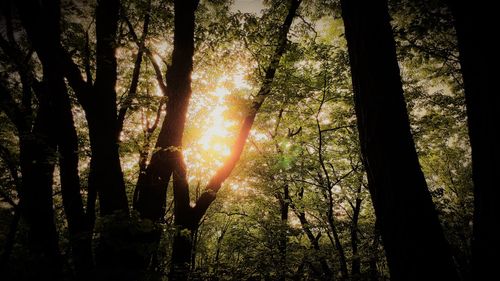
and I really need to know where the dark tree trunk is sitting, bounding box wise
[15,0,94,277]
[116,0,151,139]
[294,209,332,281]
[52,66,94,279]
[447,2,499,280]
[18,88,61,280]
[290,183,332,281]
[89,1,138,279]
[4,3,63,278]
[133,0,196,223]
[326,195,348,280]
[350,188,362,281]
[16,0,138,279]
[277,184,289,281]
[339,0,459,280]
[90,0,129,216]
[0,91,61,278]
[368,228,380,281]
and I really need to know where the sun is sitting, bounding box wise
[197,101,233,155]
[182,64,253,182]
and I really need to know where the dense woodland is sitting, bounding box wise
[0,0,497,280]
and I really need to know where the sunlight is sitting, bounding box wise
[213,86,230,99]
[182,63,253,182]
[198,103,233,151]
[233,70,251,89]
[230,183,240,191]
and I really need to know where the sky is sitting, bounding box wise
[231,0,265,14]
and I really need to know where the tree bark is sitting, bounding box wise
[340,0,459,280]
[447,2,499,280]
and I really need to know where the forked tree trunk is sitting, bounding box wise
[340,0,459,280]
[168,1,301,280]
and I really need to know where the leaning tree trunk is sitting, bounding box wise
[168,1,302,280]
[339,0,459,280]
[447,2,499,280]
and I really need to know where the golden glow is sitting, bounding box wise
[183,65,252,183]
[198,103,233,151]
[230,183,240,191]
[213,86,230,98]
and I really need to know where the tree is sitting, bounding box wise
[447,2,499,280]
[339,0,459,279]
[0,0,480,280]
[160,0,302,279]
[14,0,133,279]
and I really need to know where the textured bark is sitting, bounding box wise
[448,2,499,280]
[340,0,459,280]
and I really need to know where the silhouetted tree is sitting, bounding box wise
[340,0,459,279]
[448,2,499,280]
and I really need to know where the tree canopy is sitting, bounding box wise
[0,0,494,280]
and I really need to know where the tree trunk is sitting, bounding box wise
[350,186,362,281]
[277,184,289,281]
[5,3,63,278]
[52,65,94,279]
[18,89,62,280]
[339,0,459,280]
[168,1,301,279]
[16,1,97,278]
[326,193,348,280]
[447,2,499,280]
[90,1,138,279]
[368,227,380,281]
[294,209,332,281]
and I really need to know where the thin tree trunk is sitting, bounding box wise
[447,2,499,280]
[350,185,362,281]
[291,205,333,281]
[277,184,289,281]
[340,0,459,280]
[116,0,151,138]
